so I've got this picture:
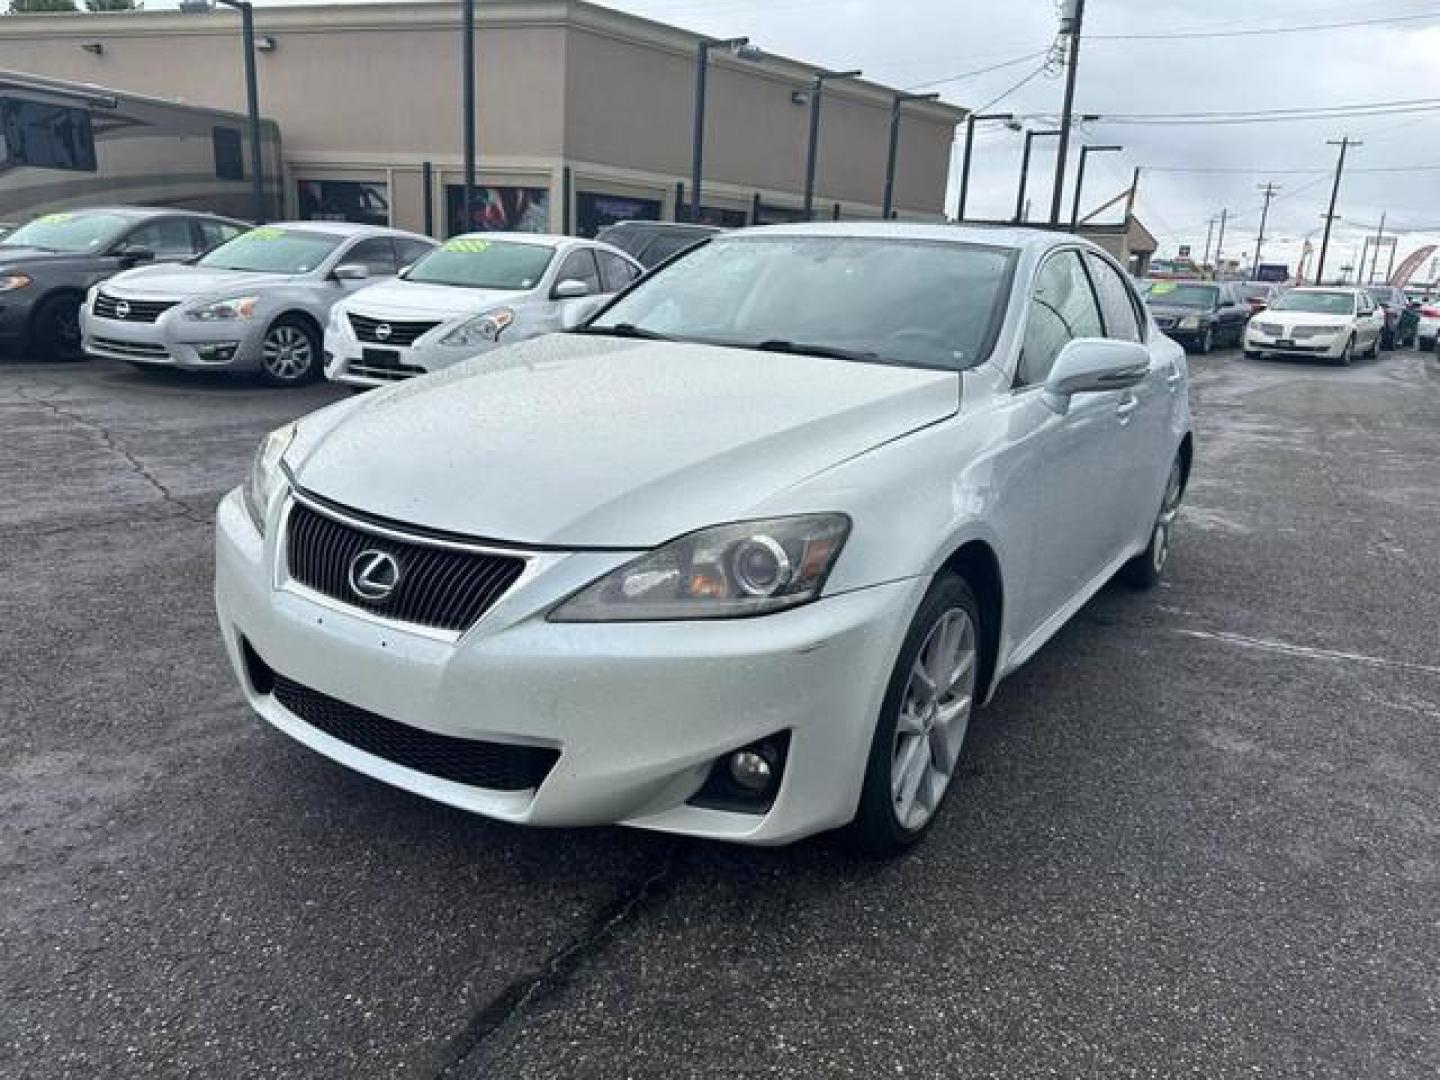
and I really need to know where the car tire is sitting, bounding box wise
[1244,348,1260,359]
[1337,336,1354,366]
[258,316,320,386]
[1381,329,1394,351]
[1119,454,1184,590]
[851,572,982,857]
[31,294,86,361]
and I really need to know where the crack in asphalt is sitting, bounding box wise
[14,385,211,526]
[431,840,689,1079]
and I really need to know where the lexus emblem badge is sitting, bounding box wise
[347,549,401,602]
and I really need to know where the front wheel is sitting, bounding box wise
[31,294,85,361]
[852,573,981,856]
[1337,336,1354,366]
[1119,455,1184,589]
[258,317,320,386]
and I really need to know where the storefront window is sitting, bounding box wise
[297,180,389,227]
[577,192,660,238]
[676,203,747,228]
[446,185,550,235]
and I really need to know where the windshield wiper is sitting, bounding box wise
[572,323,674,341]
[751,339,883,363]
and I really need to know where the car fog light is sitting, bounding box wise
[728,750,773,792]
[196,342,239,363]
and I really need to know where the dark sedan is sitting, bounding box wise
[594,220,722,269]
[1141,280,1250,353]
[0,207,247,359]
[1367,285,1418,349]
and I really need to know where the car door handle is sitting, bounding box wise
[1116,394,1139,423]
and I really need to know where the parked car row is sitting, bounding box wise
[1,207,711,386]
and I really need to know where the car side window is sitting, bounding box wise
[195,219,243,252]
[1017,249,1104,388]
[395,238,436,270]
[341,237,399,276]
[555,249,602,294]
[1083,252,1141,343]
[124,218,200,259]
[596,250,639,293]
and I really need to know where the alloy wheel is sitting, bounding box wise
[1152,458,1184,574]
[261,324,314,382]
[890,607,977,831]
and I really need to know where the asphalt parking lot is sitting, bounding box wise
[3,348,1438,1078]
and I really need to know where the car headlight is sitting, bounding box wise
[189,295,260,321]
[1178,315,1200,330]
[0,272,32,292]
[242,423,297,533]
[550,514,851,622]
[440,307,515,347]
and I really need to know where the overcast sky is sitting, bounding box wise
[588,0,1440,279]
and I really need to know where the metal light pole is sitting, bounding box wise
[882,91,940,220]
[1049,0,1087,224]
[955,112,1015,222]
[802,68,862,220]
[1070,143,1121,226]
[1014,129,1059,224]
[691,37,762,223]
[462,0,475,232]
[181,0,265,223]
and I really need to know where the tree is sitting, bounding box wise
[8,0,80,11]
[84,0,143,9]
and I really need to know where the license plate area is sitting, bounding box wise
[1276,338,1294,348]
[361,347,403,369]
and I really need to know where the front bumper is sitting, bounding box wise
[81,304,267,370]
[1244,326,1347,359]
[214,488,922,844]
[323,324,499,387]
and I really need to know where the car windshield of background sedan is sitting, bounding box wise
[1269,290,1354,315]
[585,236,1014,371]
[0,211,129,253]
[198,227,343,274]
[1144,282,1218,308]
[403,238,555,290]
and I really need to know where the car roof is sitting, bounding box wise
[40,205,237,222]
[723,220,1101,256]
[263,220,430,240]
[602,221,721,234]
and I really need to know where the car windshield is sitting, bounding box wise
[403,237,554,289]
[1,211,131,253]
[198,226,343,274]
[1144,282,1218,308]
[585,235,1014,371]
[1270,290,1355,315]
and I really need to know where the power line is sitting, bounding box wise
[1143,162,1440,175]
[971,61,1052,116]
[1096,104,1440,127]
[1089,9,1440,40]
[903,50,1049,92]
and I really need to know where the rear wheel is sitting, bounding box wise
[1120,455,1184,590]
[852,573,981,856]
[31,294,85,361]
[258,317,319,386]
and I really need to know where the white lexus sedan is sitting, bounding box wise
[323,233,641,387]
[217,224,1193,853]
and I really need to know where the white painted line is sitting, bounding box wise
[1175,629,1440,678]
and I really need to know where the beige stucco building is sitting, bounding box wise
[0,1,965,236]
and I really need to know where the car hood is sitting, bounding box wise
[0,246,99,267]
[341,279,528,320]
[104,263,300,298]
[289,334,959,547]
[1263,310,1353,328]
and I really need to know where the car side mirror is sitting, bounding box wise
[333,263,370,282]
[1042,338,1150,416]
[552,278,592,300]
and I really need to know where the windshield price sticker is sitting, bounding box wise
[250,226,285,240]
[38,213,74,225]
[443,238,491,254]
[1150,282,1178,295]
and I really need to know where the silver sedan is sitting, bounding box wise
[80,222,436,386]
[323,234,643,387]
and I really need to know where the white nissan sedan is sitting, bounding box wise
[216,224,1193,853]
[323,233,641,387]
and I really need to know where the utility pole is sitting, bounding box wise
[1251,182,1279,279]
[1049,0,1086,224]
[1316,136,1360,286]
[1368,212,1386,284]
[1201,216,1216,274]
[1214,207,1228,280]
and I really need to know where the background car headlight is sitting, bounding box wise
[550,514,851,622]
[189,295,260,321]
[242,423,297,533]
[440,307,515,347]
[0,273,32,292]
[1178,315,1200,330]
